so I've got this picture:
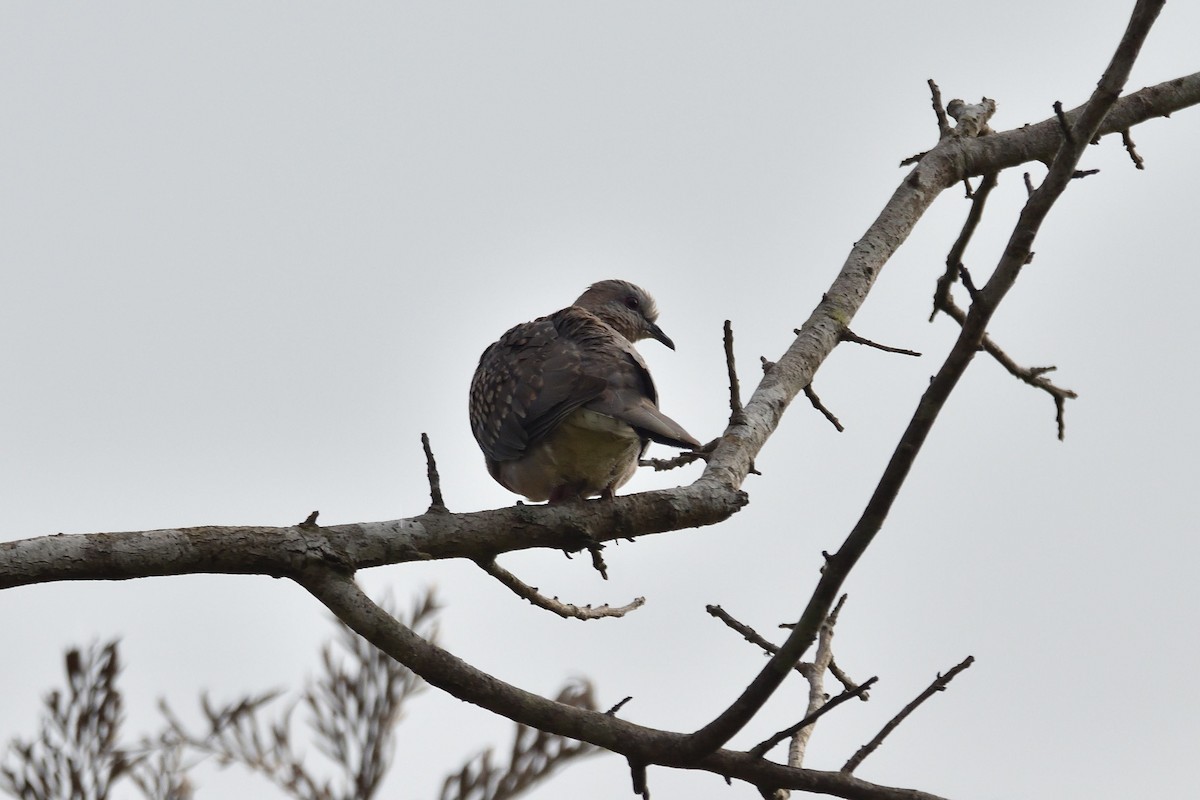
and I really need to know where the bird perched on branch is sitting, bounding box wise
[469,279,700,503]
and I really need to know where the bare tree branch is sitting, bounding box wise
[299,568,955,800]
[839,329,921,358]
[477,558,645,620]
[751,679,877,763]
[929,168,1078,439]
[841,656,975,774]
[1121,128,1145,168]
[930,172,998,323]
[423,433,447,512]
[706,604,812,678]
[929,78,951,139]
[725,319,746,425]
[802,384,845,433]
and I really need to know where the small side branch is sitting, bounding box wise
[828,659,869,700]
[1053,100,1075,143]
[930,173,998,322]
[640,439,719,472]
[606,697,633,716]
[929,170,1075,438]
[749,677,878,759]
[421,433,446,512]
[1121,129,1146,169]
[706,604,812,678]
[477,559,644,620]
[586,543,608,581]
[840,329,922,358]
[725,319,745,425]
[628,759,649,800]
[841,655,975,774]
[936,295,1077,439]
[928,79,951,138]
[707,604,872,710]
[901,79,953,164]
[803,385,844,433]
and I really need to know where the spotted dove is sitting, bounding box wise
[469,279,700,503]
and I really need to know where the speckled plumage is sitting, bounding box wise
[469,280,699,502]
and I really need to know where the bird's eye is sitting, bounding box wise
[624,295,640,310]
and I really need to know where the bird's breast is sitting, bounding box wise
[489,408,644,502]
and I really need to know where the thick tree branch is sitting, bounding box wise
[0,485,746,591]
[298,567,948,800]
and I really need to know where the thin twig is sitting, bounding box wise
[930,172,998,322]
[1053,100,1074,143]
[840,329,921,357]
[750,677,878,759]
[421,432,446,511]
[725,320,745,425]
[927,166,1076,437]
[706,605,812,678]
[828,658,869,700]
[477,559,642,619]
[586,542,608,581]
[1121,128,1146,169]
[928,79,951,138]
[803,385,844,432]
[934,294,1077,438]
[606,697,633,716]
[841,656,974,774]
[901,80,950,164]
[640,444,712,472]
[628,759,649,800]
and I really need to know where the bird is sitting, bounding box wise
[469,279,700,503]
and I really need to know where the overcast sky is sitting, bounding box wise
[3,3,1198,799]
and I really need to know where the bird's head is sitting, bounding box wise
[573,279,675,349]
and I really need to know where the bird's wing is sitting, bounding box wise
[469,310,608,462]
[567,312,701,450]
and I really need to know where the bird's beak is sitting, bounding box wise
[648,323,676,350]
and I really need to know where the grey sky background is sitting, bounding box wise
[3,2,1198,798]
